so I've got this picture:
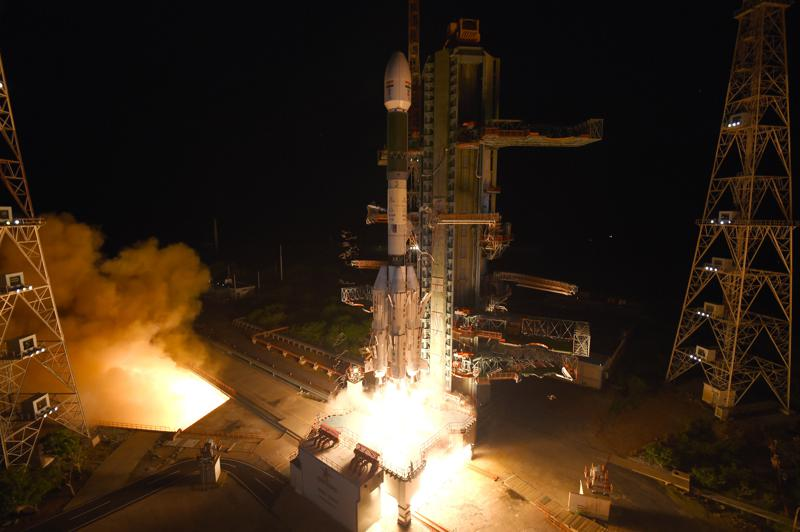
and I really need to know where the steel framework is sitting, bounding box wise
[0,55,88,466]
[666,0,794,418]
[493,271,579,296]
[521,317,591,357]
[340,285,373,310]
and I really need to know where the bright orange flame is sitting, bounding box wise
[84,338,228,431]
[333,377,473,481]
[327,378,475,523]
[163,366,229,429]
[411,444,473,507]
[380,444,473,522]
[340,381,443,472]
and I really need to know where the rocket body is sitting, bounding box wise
[372,52,422,382]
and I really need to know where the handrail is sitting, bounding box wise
[93,420,174,432]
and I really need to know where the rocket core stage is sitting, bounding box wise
[371,52,425,383]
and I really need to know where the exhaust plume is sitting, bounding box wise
[32,214,226,429]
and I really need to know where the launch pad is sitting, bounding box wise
[294,9,600,532]
[320,388,475,476]
[291,382,475,529]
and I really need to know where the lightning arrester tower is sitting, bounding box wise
[0,54,89,466]
[666,0,795,419]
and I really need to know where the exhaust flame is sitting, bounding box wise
[19,214,228,430]
[329,375,474,513]
[88,337,228,430]
[380,444,473,514]
[411,443,473,507]
[338,380,445,472]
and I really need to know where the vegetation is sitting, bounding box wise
[0,464,61,518]
[247,303,288,330]
[640,419,800,514]
[41,428,86,496]
[247,297,371,358]
[0,428,85,520]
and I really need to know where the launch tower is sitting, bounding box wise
[342,14,604,397]
[419,20,603,394]
[666,0,794,419]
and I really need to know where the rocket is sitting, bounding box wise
[371,52,423,383]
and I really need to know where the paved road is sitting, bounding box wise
[29,458,284,531]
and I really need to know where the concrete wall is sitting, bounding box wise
[291,450,360,531]
[567,491,611,521]
[577,360,603,390]
[356,481,382,531]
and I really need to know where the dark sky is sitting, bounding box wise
[0,1,797,303]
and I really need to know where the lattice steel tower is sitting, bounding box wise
[666,0,795,419]
[0,54,88,466]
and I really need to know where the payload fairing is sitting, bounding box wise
[371,52,424,383]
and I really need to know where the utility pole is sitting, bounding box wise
[279,244,284,282]
[666,0,794,419]
[0,55,89,466]
[212,217,219,254]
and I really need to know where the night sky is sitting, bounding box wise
[0,1,797,309]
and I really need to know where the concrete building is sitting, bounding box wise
[290,425,383,532]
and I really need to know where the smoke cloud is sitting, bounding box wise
[27,214,225,429]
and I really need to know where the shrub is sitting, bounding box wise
[0,465,61,517]
[642,441,675,469]
[691,466,724,490]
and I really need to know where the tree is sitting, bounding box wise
[0,465,61,517]
[40,429,85,496]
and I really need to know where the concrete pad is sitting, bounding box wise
[67,431,163,510]
[201,348,322,437]
[371,465,552,531]
[254,434,299,477]
[183,399,282,439]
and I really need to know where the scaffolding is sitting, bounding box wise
[521,317,591,358]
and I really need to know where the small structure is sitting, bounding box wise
[568,463,612,521]
[3,334,46,360]
[198,438,221,488]
[20,393,56,421]
[290,425,383,532]
[0,271,32,293]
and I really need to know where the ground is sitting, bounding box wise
[65,431,163,510]
[15,320,773,531]
[82,475,280,532]
[475,377,758,531]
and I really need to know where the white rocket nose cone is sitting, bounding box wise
[384,51,412,111]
